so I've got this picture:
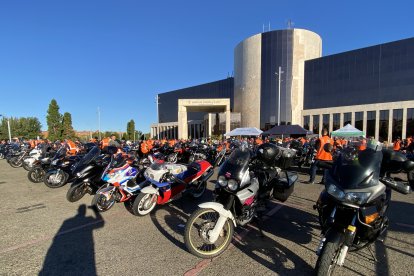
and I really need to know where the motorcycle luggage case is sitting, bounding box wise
[272,171,298,202]
[275,147,296,170]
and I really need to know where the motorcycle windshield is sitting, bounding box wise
[219,149,250,181]
[73,147,100,173]
[329,145,382,190]
[52,148,67,160]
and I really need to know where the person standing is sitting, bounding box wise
[306,129,334,184]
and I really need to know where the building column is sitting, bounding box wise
[329,113,333,134]
[319,114,323,136]
[309,114,313,133]
[208,114,212,138]
[226,106,231,135]
[402,108,407,139]
[351,112,355,126]
[150,128,153,139]
[375,110,380,141]
[178,105,188,139]
[340,113,344,128]
[388,109,393,143]
[363,110,367,135]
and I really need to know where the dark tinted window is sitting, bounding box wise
[355,112,363,131]
[379,110,389,142]
[303,115,310,130]
[322,114,329,132]
[392,109,403,140]
[313,115,320,135]
[366,111,376,138]
[344,112,352,126]
[407,108,414,138]
[333,113,340,130]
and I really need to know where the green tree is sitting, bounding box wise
[0,117,42,140]
[61,112,76,139]
[126,119,135,140]
[46,99,62,141]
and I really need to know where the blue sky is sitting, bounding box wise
[0,0,413,133]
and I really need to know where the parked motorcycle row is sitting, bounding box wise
[1,137,413,275]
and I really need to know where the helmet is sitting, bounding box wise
[256,143,281,165]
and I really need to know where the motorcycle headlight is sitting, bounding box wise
[327,184,371,205]
[217,175,227,187]
[228,179,238,191]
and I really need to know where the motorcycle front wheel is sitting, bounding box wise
[184,208,234,258]
[132,192,157,216]
[27,168,44,183]
[66,183,87,202]
[92,190,115,212]
[9,157,22,168]
[43,171,68,188]
[315,231,344,276]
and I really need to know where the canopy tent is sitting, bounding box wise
[331,124,365,138]
[263,124,312,136]
[224,127,263,137]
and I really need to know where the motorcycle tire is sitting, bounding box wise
[132,192,157,216]
[43,171,68,188]
[9,157,22,168]
[91,191,115,212]
[315,231,344,276]
[27,168,44,183]
[189,181,207,199]
[184,207,234,258]
[167,153,178,163]
[22,161,32,171]
[66,183,87,202]
[0,152,4,159]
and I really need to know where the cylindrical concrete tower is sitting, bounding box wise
[234,29,322,129]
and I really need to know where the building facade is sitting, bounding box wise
[302,37,414,142]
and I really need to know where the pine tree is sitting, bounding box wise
[46,99,62,141]
[126,119,135,140]
[61,112,76,139]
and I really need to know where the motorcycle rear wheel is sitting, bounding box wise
[184,208,234,258]
[315,231,344,276]
[0,153,4,159]
[9,157,22,168]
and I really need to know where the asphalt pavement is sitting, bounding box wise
[0,160,413,276]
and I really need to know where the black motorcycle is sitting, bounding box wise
[66,146,115,202]
[27,156,52,183]
[184,143,298,258]
[43,147,83,188]
[314,143,413,275]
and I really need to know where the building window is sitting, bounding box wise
[333,113,340,131]
[343,112,351,126]
[303,116,310,130]
[355,112,363,131]
[313,115,320,135]
[366,111,376,138]
[392,109,403,141]
[407,108,414,138]
[379,110,389,142]
[322,114,329,132]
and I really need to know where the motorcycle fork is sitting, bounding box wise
[336,214,357,266]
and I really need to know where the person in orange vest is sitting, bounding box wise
[66,139,78,155]
[359,138,367,151]
[393,137,401,151]
[306,128,334,184]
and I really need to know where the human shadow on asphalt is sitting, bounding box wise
[232,202,316,275]
[39,204,104,276]
[149,187,215,252]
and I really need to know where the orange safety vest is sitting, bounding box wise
[101,138,110,149]
[393,141,401,151]
[316,135,334,161]
[141,142,149,154]
[255,138,263,145]
[67,140,78,155]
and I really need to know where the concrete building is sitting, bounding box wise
[151,29,414,142]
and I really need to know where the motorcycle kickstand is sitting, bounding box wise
[367,244,378,263]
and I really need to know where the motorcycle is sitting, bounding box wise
[131,159,214,216]
[313,142,413,275]
[22,147,42,171]
[27,156,52,183]
[43,147,82,188]
[184,143,298,258]
[91,154,144,212]
[66,146,113,202]
[8,145,30,168]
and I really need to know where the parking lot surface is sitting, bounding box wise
[0,160,413,275]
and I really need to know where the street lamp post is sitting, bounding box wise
[0,114,12,142]
[97,107,101,140]
[155,95,160,140]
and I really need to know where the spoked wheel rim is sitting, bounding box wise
[31,169,44,183]
[187,210,232,256]
[137,194,157,215]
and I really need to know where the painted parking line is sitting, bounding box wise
[184,204,284,276]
